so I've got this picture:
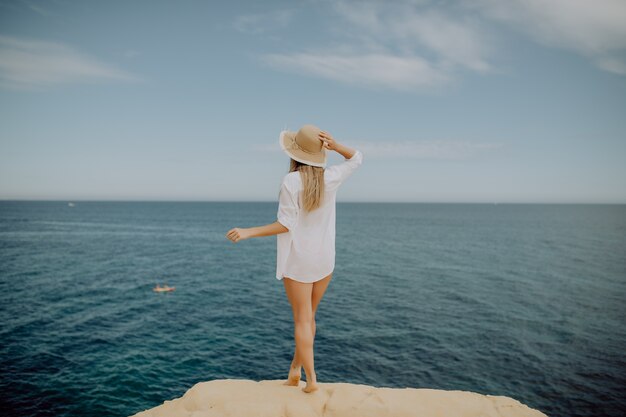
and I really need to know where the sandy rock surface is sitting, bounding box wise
[130,379,547,417]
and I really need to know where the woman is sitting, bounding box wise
[225,124,363,393]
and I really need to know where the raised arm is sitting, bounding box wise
[319,130,363,185]
[334,143,356,160]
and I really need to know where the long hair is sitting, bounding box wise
[289,159,325,212]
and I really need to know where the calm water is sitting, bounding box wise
[1,201,624,417]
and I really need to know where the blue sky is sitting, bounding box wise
[1,0,625,203]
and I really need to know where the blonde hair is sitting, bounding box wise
[289,159,325,212]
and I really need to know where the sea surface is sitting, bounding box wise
[1,201,624,417]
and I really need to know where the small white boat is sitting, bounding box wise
[68,202,75,207]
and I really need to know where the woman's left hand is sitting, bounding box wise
[226,227,251,243]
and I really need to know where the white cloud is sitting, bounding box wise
[473,0,626,75]
[261,51,450,91]
[332,1,493,73]
[249,0,626,92]
[233,10,295,34]
[254,138,504,160]
[254,0,494,91]
[350,139,504,159]
[0,35,145,90]
[595,57,626,76]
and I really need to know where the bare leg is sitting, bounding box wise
[283,273,332,392]
[285,317,316,386]
[282,276,318,393]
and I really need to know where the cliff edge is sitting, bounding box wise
[130,379,547,417]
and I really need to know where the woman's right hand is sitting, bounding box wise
[226,227,251,243]
[319,131,339,151]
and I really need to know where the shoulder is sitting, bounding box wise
[281,171,301,192]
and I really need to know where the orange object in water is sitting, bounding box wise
[153,285,175,292]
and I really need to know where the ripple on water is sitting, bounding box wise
[2,202,625,417]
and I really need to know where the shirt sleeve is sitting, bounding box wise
[277,179,299,231]
[326,149,363,185]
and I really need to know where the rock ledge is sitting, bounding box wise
[131,379,547,417]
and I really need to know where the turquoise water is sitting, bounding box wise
[1,201,624,417]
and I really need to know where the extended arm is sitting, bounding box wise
[226,221,288,243]
[227,166,298,244]
[249,221,289,237]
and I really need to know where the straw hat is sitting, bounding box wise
[279,124,327,168]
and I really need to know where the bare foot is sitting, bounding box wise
[302,382,319,393]
[283,364,301,386]
[302,372,318,393]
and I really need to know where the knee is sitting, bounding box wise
[294,312,314,326]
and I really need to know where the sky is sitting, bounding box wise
[0,0,625,203]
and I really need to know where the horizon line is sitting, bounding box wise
[1,199,625,205]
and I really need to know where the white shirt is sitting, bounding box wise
[276,150,363,283]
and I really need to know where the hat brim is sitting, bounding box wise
[279,130,327,168]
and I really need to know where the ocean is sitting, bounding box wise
[1,201,624,417]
